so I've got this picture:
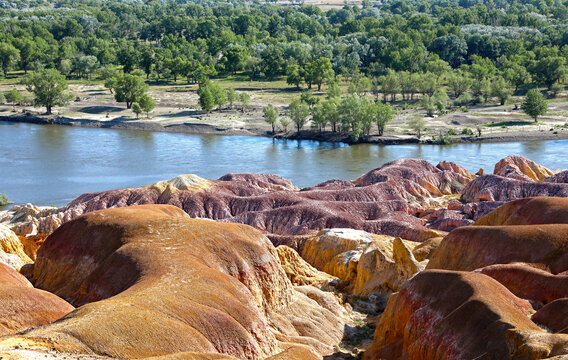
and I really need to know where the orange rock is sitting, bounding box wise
[475,197,568,226]
[364,270,567,360]
[494,155,554,181]
[0,263,74,337]
[6,205,343,359]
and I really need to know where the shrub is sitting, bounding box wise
[461,128,474,135]
[0,193,9,206]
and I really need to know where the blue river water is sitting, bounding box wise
[0,121,566,207]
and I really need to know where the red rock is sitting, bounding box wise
[532,298,568,333]
[544,170,568,183]
[0,262,74,337]
[461,174,568,202]
[477,263,568,307]
[364,270,554,360]
[9,160,474,248]
[427,224,568,273]
[15,205,344,359]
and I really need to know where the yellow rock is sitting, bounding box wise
[302,229,426,296]
[0,225,32,270]
[276,245,337,286]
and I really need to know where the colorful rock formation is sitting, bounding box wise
[301,229,428,296]
[365,270,568,360]
[0,225,32,270]
[3,205,344,359]
[2,159,475,249]
[0,262,74,337]
[366,196,568,359]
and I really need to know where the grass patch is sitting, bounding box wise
[484,120,535,127]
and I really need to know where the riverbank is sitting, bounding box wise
[2,82,568,145]
[3,111,568,145]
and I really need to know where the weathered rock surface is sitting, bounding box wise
[301,229,427,296]
[532,298,568,333]
[4,205,344,359]
[494,155,554,181]
[478,263,568,308]
[474,196,568,226]
[0,225,32,270]
[427,223,568,272]
[276,245,337,287]
[0,262,74,337]
[365,270,568,360]
[3,159,474,249]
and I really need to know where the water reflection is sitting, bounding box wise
[1,122,567,207]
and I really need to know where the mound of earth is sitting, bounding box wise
[365,270,568,360]
[0,262,73,337]
[1,205,344,359]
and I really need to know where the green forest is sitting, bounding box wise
[0,0,567,140]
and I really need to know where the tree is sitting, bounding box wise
[418,72,438,97]
[239,92,250,112]
[59,59,73,79]
[490,77,512,105]
[300,92,318,108]
[226,87,237,109]
[531,56,567,89]
[447,72,472,98]
[422,95,436,117]
[113,74,148,109]
[380,70,399,102]
[429,35,468,68]
[286,64,303,89]
[521,89,547,122]
[433,90,450,114]
[408,116,426,139]
[288,98,309,133]
[138,46,155,79]
[75,55,99,80]
[263,104,278,133]
[0,43,20,78]
[132,103,142,119]
[23,69,71,115]
[137,94,155,118]
[339,94,364,141]
[223,46,248,74]
[327,81,341,99]
[198,82,215,112]
[305,58,334,91]
[373,102,394,136]
[279,116,291,133]
[4,89,21,106]
[502,63,531,92]
[210,84,227,109]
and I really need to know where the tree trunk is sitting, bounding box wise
[127,102,132,109]
[46,105,52,115]
[317,83,321,91]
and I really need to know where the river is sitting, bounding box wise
[1,121,566,207]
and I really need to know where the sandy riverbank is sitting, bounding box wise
[3,111,568,145]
